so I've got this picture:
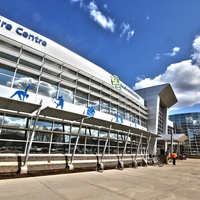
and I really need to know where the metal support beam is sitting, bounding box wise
[69,117,86,170]
[96,125,112,172]
[20,100,43,174]
[121,130,131,159]
[143,135,151,166]
[117,130,131,170]
[146,135,151,158]
[101,125,112,160]
[132,133,143,168]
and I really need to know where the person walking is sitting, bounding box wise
[171,152,177,165]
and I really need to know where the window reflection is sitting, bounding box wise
[0,65,14,86]
[52,133,64,143]
[70,136,77,144]
[99,130,108,138]
[33,132,51,142]
[0,114,146,155]
[53,122,63,132]
[86,128,98,137]
[89,95,100,111]
[110,103,117,116]
[59,85,74,103]
[32,120,52,131]
[76,144,85,154]
[85,145,97,154]
[12,69,39,93]
[110,132,118,139]
[0,115,3,125]
[51,144,64,154]
[86,137,97,145]
[64,134,70,143]
[0,129,26,140]
[119,134,125,141]
[0,141,25,153]
[38,78,57,97]
[71,126,79,134]
[64,125,71,134]
[30,143,49,154]
[2,115,27,128]
[101,99,109,114]
[75,90,87,107]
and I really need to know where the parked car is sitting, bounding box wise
[179,153,187,160]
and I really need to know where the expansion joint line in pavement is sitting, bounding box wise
[33,177,70,200]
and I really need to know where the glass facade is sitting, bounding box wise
[0,37,149,156]
[0,39,148,128]
[169,113,200,155]
[0,113,148,155]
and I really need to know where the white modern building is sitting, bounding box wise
[0,16,177,174]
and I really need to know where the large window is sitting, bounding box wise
[100,99,109,114]
[110,103,117,116]
[75,90,88,107]
[32,119,53,131]
[13,69,39,94]
[2,115,27,128]
[89,95,100,111]
[38,77,57,97]
[58,85,74,104]
[0,64,15,87]
[0,115,28,154]
[0,129,26,140]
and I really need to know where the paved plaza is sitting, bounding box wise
[0,159,200,200]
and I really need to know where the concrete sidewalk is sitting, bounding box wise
[0,159,200,200]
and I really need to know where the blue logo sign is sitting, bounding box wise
[134,119,137,127]
[52,96,64,109]
[87,106,95,117]
[10,84,30,101]
[115,114,123,124]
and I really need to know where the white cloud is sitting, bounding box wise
[163,46,180,57]
[171,46,180,56]
[88,2,115,32]
[156,46,181,59]
[120,23,135,41]
[69,0,135,39]
[155,53,161,60]
[120,23,130,37]
[192,35,200,65]
[103,4,110,12]
[70,0,115,32]
[134,36,200,111]
[70,0,84,6]
[127,30,135,41]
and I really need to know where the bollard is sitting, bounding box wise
[20,165,28,174]
[68,163,74,170]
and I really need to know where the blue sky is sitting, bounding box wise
[0,0,200,115]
